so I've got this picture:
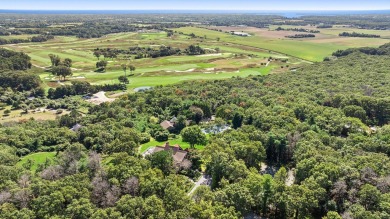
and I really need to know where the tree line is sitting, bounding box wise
[0,34,54,45]
[339,32,380,38]
[332,43,390,57]
[93,45,206,61]
[275,27,320,33]
[285,34,316,38]
[48,81,126,99]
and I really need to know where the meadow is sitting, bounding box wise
[0,106,69,124]
[174,26,390,61]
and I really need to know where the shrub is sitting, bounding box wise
[140,133,151,144]
[3,109,11,116]
[155,131,169,142]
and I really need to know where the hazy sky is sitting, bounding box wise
[1,0,389,11]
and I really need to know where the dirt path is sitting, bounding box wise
[197,53,223,57]
[32,64,46,69]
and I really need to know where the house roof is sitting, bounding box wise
[170,117,178,123]
[152,142,188,163]
[70,124,82,132]
[160,120,174,130]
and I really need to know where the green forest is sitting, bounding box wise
[0,45,390,219]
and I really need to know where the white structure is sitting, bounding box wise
[232,32,251,37]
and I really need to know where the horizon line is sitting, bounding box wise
[1,9,390,11]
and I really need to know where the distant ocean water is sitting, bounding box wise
[0,10,390,18]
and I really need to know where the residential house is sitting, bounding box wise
[152,142,188,164]
[160,120,175,131]
[70,123,82,132]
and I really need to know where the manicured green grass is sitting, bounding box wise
[103,65,272,89]
[138,32,167,40]
[16,152,56,172]
[156,53,231,64]
[212,45,288,58]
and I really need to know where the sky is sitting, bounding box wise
[1,0,389,11]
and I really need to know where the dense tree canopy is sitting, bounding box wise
[0,49,32,72]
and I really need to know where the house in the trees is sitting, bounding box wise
[152,142,188,164]
[160,117,180,131]
[160,120,175,131]
[170,117,178,123]
[70,123,82,132]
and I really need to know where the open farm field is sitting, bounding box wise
[0,34,39,40]
[174,26,390,61]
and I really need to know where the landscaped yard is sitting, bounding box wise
[16,152,57,172]
[140,136,206,153]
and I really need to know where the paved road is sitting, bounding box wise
[188,174,209,195]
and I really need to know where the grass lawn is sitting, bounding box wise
[140,137,205,153]
[48,64,273,90]
[16,152,57,172]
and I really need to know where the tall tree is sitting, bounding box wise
[63,58,73,68]
[118,76,129,84]
[96,60,108,72]
[129,65,136,74]
[147,150,173,176]
[121,64,127,77]
[52,66,72,81]
[48,54,61,67]
[93,50,102,60]
[359,184,381,211]
[181,126,207,149]
[232,112,244,129]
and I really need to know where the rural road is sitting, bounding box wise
[188,174,209,195]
